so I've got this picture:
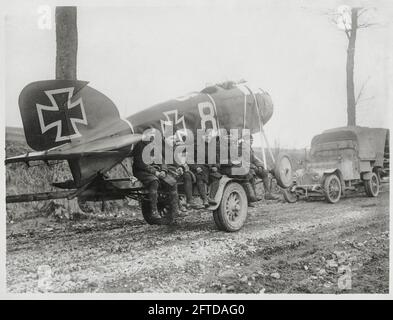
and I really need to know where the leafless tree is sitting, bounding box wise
[55,6,78,80]
[53,6,78,213]
[329,6,376,126]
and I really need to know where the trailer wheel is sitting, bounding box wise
[364,172,380,197]
[214,182,248,232]
[140,200,156,225]
[324,174,341,204]
[283,188,298,203]
[77,198,94,213]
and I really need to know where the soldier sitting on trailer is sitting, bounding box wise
[199,133,222,201]
[176,141,217,209]
[240,133,280,202]
[214,132,261,206]
[131,139,179,225]
[176,150,204,209]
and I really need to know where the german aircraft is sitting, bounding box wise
[6,79,293,231]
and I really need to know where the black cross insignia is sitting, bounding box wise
[37,87,87,142]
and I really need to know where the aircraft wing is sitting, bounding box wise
[5,133,143,164]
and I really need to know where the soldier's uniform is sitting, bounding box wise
[197,136,222,204]
[190,164,212,208]
[177,163,204,209]
[177,144,215,209]
[240,135,279,202]
[131,140,179,225]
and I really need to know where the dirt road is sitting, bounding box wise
[6,186,389,294]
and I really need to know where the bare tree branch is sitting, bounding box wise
[327,13,339,27]
[357,7,369,18]
[357,7,379,28]
[357,96,375,103]
[344,29,350,39]
[358,22,378,28]
[357,6,377,18]
[334,9,353,38]
[355,76,371,106]
[326,9,350,37]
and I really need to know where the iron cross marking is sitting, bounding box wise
[160,110,188,142]
[36,87,88,142]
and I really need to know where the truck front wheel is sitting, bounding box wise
[324,174,341,204]
[213,182,248,232]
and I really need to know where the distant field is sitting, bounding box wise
[5,126,308,166]
[5,127,26,145]
[253,146,307,172]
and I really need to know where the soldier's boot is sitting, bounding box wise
[209,178,220,199]
[243,181,258,207]
[264,193,280,200]
[208,197,217,205]
[148,192,163,224]
[186,200,203,210]
[161,190,179,225]
[251,178,263,201]
[179,199,188,214]
[183,174,202,210]
[263,177,280,200]
[184,173,194,203]
[196,180,210,208]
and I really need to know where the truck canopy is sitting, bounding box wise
[311,126,389,167]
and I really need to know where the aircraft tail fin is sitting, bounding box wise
[18,80,131,151]
[17,80,136,187]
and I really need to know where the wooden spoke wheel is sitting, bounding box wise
[213,182,248,232]
[364,172,380,197]
[324,174,341,204]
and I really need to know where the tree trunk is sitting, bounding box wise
[55,7,78,80]
[55,7,78,188]
[346,8,358,126]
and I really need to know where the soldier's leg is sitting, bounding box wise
[208,168,221,201]
[241,172,258,207]
[164,183,179,224]
[196,175,209,207]
[250,175,263,201]
[183,172,196,207]
[183,172,203,209]
[245,174,260,207]
[195,165,217,205]
[256,167,279,200]
[146,180,163,223]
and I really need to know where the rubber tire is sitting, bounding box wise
[283,188,298,203]
[77,198,94,214]
[324,174,341,204]
[364,172,380,197]
[273,153,293,188]
[213,210,225,231]
[140,200,157,225]
[214,182,248,232]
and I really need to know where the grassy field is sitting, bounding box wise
[5,127,136,221]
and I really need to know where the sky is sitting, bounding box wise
[3,0,393,149]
